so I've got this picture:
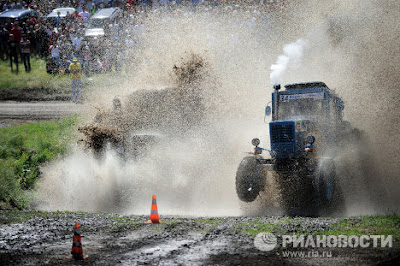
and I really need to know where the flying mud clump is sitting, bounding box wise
[79,53,211,155]
[78,125,122,153]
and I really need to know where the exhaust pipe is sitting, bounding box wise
[273,84,281,121]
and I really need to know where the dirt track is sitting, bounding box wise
[0,101,91,127]
[0,212,398,265]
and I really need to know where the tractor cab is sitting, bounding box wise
[265,82,345,159]
[271,82,344,123]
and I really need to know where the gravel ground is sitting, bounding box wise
[0,101,91,124]
[0,211,398,265]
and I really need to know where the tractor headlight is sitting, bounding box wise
[307,135,315,144]
[251,138,260,147]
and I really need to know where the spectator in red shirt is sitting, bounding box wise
[71,10,83,22]
[10,22,22,42]
[126,0,137,11]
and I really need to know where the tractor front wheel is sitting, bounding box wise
[236,156,265,202]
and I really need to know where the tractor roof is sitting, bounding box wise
[279,81,341,100]
[284,81,328,90]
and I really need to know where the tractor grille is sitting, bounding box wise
[270,123,294,143]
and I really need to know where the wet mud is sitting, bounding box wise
[0,212,398,265]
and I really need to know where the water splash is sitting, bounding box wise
[35,1,400,216]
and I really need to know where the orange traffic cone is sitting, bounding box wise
[71,222,87,260]
[145,194,161,224]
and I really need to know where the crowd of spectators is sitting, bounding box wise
[0,0,287,74]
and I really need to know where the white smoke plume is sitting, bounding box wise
[270,39,308,85]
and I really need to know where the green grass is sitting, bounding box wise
[0,57,70,92]
[236,221,278,235]
[231,216,400,239]
[107,216,147,232]
[0,57,131,93]
[0,210,94,224]
[0,116,78,208]
[0,209,49,224]
[234,217,292,236]
[0,57,142,102]
[315,215,400,239]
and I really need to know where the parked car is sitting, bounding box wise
[85,7,121,38]
[85,28,105,37]
[46,7,76,26]
[0,9,39,24]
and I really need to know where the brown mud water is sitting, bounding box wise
[0,212,398,265]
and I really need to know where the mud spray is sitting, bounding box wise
[35,0,399,216]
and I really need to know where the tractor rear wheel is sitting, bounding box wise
[314,158,345,216]
[279,170,317,217]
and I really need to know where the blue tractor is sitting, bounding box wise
[236,82,350,216]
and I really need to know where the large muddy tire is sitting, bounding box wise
[236,156,265,202]
[314,158,345,216]
[239,169,283,216]
[279,170,317,217]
